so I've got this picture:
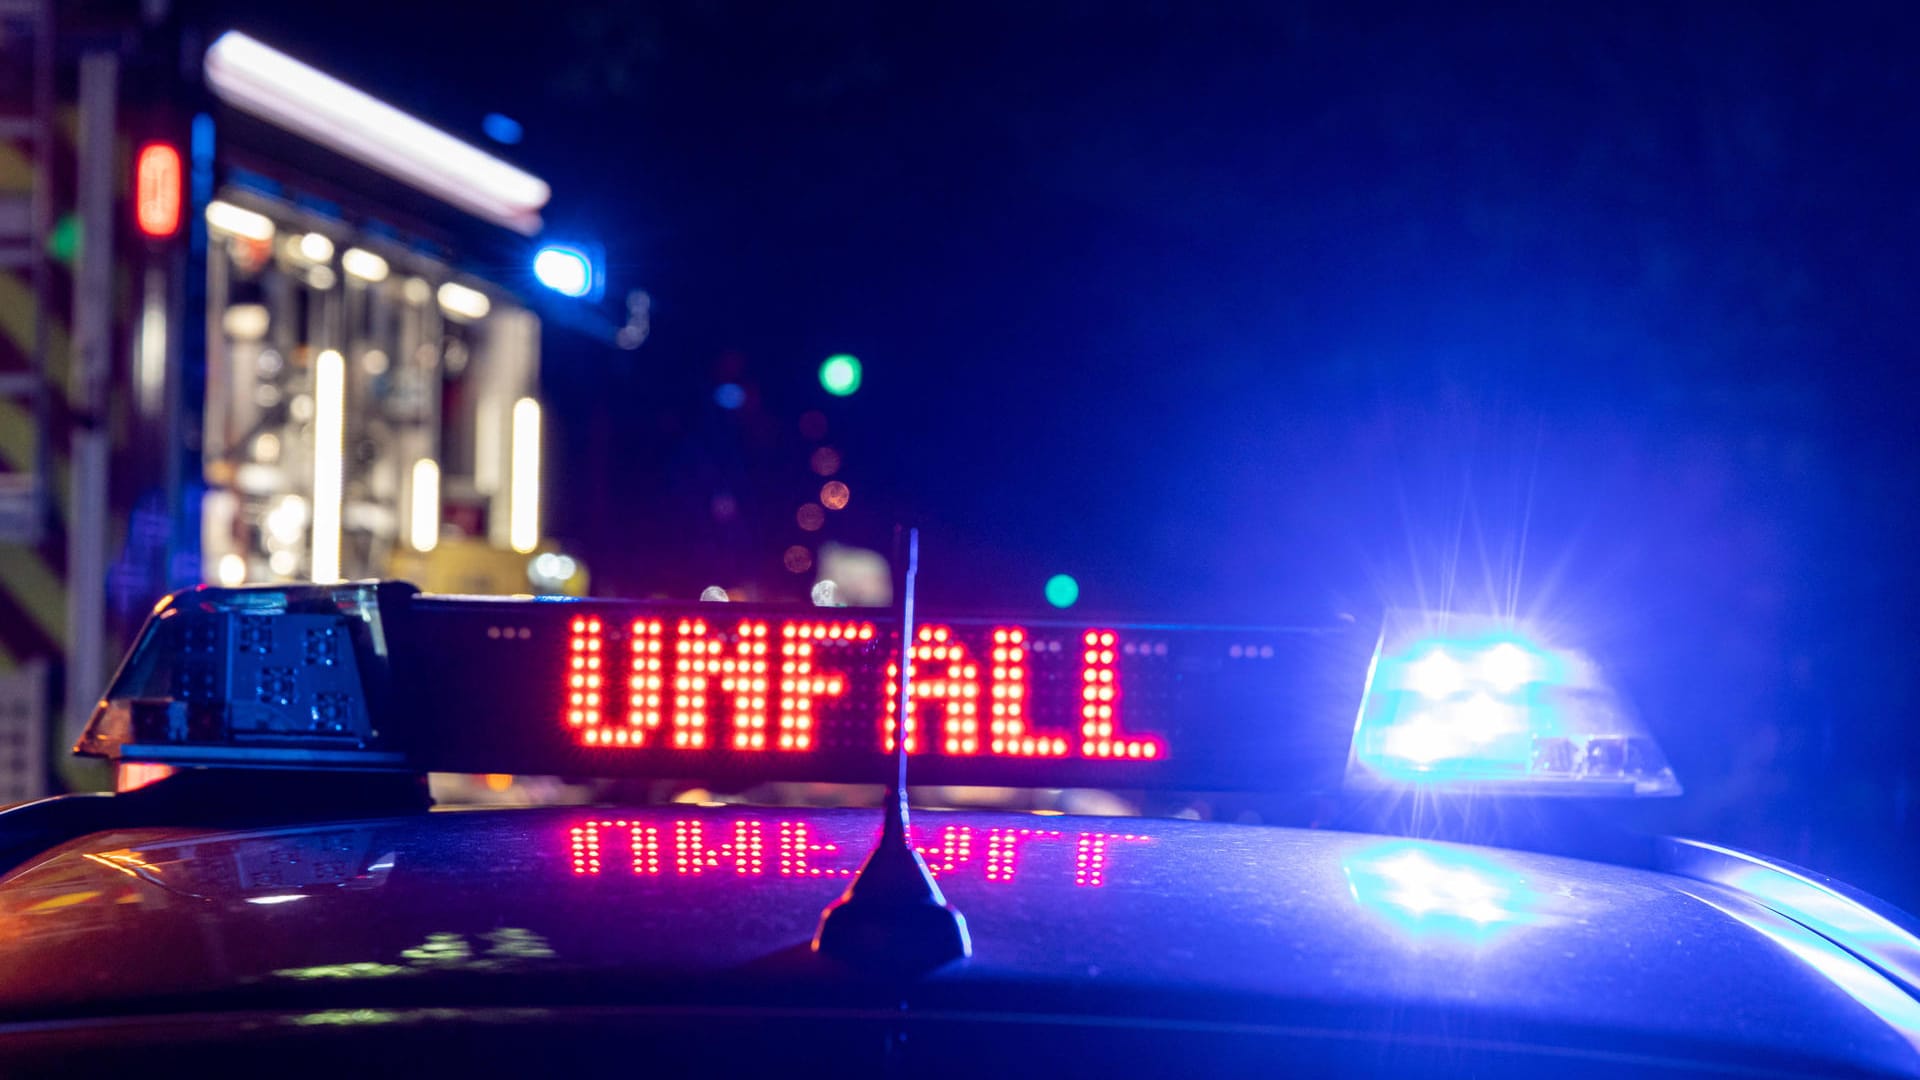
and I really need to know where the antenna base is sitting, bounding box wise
[811,826,971,975]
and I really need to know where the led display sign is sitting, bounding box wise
[562,616,1163,761]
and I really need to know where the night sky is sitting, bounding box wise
[203,1,1918,904]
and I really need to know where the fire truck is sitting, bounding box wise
[0,2,603,801]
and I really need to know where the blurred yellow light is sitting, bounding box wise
[298,232,334,262]
[205,199,274,242]
[216,552,248,586]
[341,247,389,282]
[437,281,491,321]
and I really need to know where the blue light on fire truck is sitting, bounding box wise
[1346,613,1679,795]
[533,244,594,298]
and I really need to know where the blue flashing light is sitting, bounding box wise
[1343,841,1538,942]
[533,244,594,298]
[482,113,524,145]
[1346,612,1679,796]
[714,383,746,410]
[190,113,215,170]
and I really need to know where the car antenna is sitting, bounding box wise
[813,526,971,974]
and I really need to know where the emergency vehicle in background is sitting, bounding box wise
[0,1,591,802]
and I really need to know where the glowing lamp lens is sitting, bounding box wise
[135,143,183,238]
[1475,641,1534,693]
[1348,612,1679,796]
[533,245,593,298]
[1403,649,1466,698]
[819,354,862,396]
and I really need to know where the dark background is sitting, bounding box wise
[204,1,1918,906]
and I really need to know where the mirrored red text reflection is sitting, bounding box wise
[565,819,1147,888]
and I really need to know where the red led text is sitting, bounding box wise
[566,819,1148,888]
[564,617,1165,760]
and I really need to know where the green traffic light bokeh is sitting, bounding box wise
[819,354,863,396]
[1044,573,1079,609]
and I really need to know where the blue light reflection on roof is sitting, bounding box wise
[1675,839,1920,992]
[1342,840,1538,944]
[1683,887,1920,1057]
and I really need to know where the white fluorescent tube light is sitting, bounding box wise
[410,458,440,552]
[510,397,541,555]
[204,31,551,235]
[311,349,345,583]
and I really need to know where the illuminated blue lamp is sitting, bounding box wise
[533,244,595,298]
[1345,610,1679,796]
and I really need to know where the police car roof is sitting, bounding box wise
[3,806,1916,1078]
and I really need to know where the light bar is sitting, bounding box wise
[509,398,541,554]
[77,584,1377,789]
[203,32,551,234]
[1346,611,1678,796]
[310,349,345,583]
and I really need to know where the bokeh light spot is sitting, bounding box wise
[713,383,746,409]
[799,411,829,440]
[797,503,826,531]
[482,113,523,145]
[819,354,862,396]
[784,546,814,573]
[1045,574,1080,609]
[821,481,850,510]
[810,447,841,476]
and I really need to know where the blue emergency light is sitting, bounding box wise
[533,244,595,298]
[1346,610,1679,795]
[76,584,1678,797]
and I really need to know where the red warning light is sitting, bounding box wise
[135,142,182,238]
